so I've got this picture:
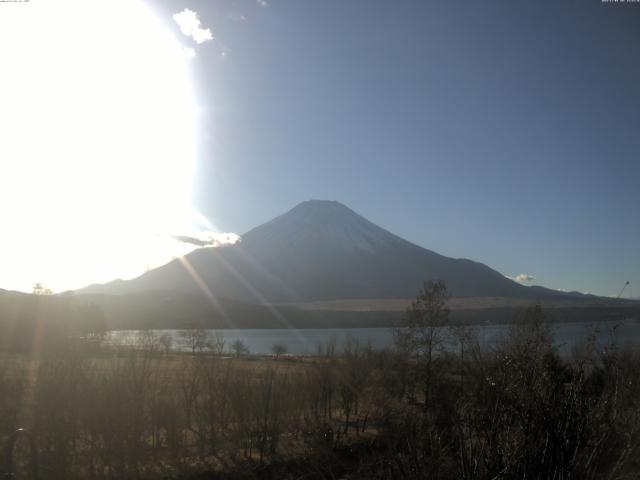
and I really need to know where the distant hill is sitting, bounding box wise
[0,290,107,350]
[0,291,640,332]
[82,200,592,303]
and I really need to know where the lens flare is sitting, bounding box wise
[0,0,199,292]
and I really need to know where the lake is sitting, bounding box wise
[107,318,640,356]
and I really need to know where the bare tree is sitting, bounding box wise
[208,332,225,356]
[159,333,173,355]
[32,282,53,295]
[137,330,160,356]
[270,343,288,359]
[394,279,450,410]
[231,339,250,358]
[180,327,209,354]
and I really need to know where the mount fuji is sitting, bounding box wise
[81,200,579,303]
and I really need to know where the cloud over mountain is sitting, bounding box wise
[173,232,241,248]
[510,273,535,283]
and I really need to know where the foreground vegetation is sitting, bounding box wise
[1,284,640,479]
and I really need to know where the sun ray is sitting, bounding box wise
[211,251,319,353]
[177,256,235,329]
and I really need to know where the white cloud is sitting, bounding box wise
[173,9,213,44]
[183,47,196,58]
[173,231,241,248]
[510,273,535,283]
[257,0,268,7]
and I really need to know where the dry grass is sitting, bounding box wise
[1,319,640,480]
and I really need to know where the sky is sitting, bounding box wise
[160,0,639,298]
[0,0,638,298]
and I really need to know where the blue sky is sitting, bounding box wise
[157,0,639,298]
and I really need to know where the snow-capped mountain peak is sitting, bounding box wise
[242,200,400,252]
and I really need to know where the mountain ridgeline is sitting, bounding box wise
[83,200,580,303]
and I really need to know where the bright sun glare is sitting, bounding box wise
[0,0,201,292]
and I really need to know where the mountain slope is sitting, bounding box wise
[81,200,575,302]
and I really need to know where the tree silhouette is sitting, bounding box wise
[394,279,450,409]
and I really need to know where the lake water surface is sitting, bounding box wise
[108,318,640,356]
